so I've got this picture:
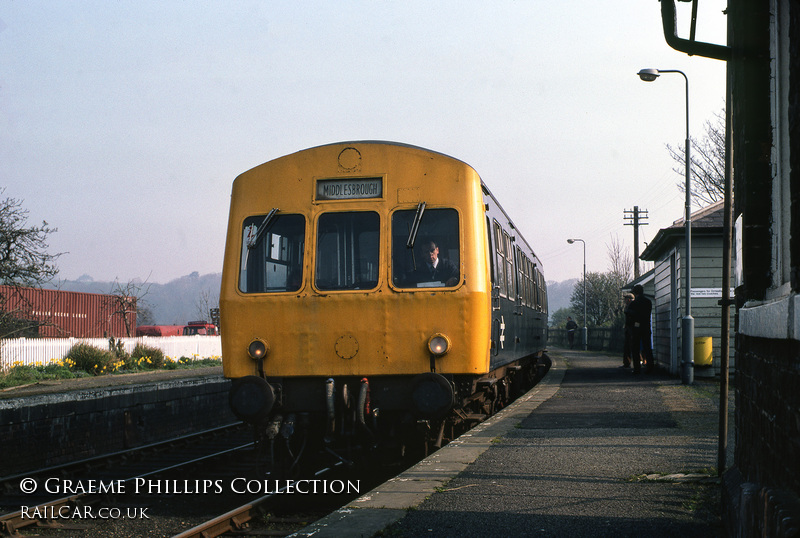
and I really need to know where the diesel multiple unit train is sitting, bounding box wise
[220,141,548,466]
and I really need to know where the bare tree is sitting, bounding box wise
[667,109,726,207]
[606,234,632,284]
[194,288,219,322]
[0,191,62,338]
[136,304,155,326]
[106,278,152,337]
[0,190,61,286]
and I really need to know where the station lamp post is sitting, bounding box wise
[637,68,694,384]
[567,238,587,351]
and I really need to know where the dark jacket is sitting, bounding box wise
[624,302,637,330]
[412,257,459,285]
[630,295,652,332]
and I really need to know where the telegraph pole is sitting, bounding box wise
[623,206,648,278]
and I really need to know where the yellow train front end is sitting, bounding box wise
[220,143,492,443]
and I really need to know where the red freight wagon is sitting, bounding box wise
[135,325,184,337]
[182,321,218,336]
[0,285,136,338]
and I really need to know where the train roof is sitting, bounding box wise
[244,140,543,272]
[304,140,472,167]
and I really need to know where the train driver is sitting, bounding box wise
[410,240,459,287]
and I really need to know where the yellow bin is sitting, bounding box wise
[694,337,713,367]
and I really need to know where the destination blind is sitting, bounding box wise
[316,178,383,201]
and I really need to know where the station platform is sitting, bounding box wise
[296,348,730,537]
[0,366,224,400]
[1,366,233,476]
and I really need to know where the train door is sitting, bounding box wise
[510,244,524,354]
[487,218,500,356]
[502,230,518,355]
[490,220,506,357]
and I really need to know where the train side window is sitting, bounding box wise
[315,211,380,291]
[527,259,534,308]
[392,208,460,288]
[529,260,536,308]
[524,255,532,307]
[517,248,528,307]
[504,231,515,299]
[240,213,305,293]
[493,222,506,297]
[535,270,543,311]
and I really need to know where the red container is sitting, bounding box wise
[136,325,184,337]
[0,285,137,338]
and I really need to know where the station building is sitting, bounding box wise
[639,201,735,378]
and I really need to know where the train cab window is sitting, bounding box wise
[315,211,379,291]
[392,208,460,288]
[240,213,305,293]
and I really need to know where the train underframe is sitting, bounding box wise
[231,353,550,476]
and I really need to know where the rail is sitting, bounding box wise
[0,335,221,370]
[173,461,346,538]
[1,423,250,536]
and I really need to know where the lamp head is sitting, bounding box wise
[567,239,574,244]
[637,68,660,82]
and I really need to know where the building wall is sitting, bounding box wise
[690,236,736,376]
[723,0,800,535]
[651,250,677,374]
[649,236,735,377]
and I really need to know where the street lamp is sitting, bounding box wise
[567,238,587,351]
[637,67,694,384]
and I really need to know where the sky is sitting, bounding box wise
[0,1,729,285]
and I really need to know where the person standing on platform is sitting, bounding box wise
[621,293,635,368]
[630,285,655,374]
[565,316,578,349]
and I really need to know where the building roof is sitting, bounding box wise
[622,268,655,292]
[640,201,724,261]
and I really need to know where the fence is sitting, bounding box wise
[0,335,222,370]
[548,327,626,353]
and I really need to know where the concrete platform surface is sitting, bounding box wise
[294,348,729,537]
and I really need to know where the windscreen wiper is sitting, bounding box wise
[405,202,426,249]
[247,208,280,250]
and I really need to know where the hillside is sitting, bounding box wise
[51,272,222,325]
[52,274,575,326]
[546,278,578,319]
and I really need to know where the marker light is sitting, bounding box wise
[248,339,269,360]
[427,334,451,357]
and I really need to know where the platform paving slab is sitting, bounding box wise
[293,349,728,538]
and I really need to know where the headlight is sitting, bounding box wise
[248,339,269,360]
[427,334,451,356]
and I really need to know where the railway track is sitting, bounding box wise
[1,422,386,537]
[173,460,348,538]
[1,423,254,536]
[3,362,550,536]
